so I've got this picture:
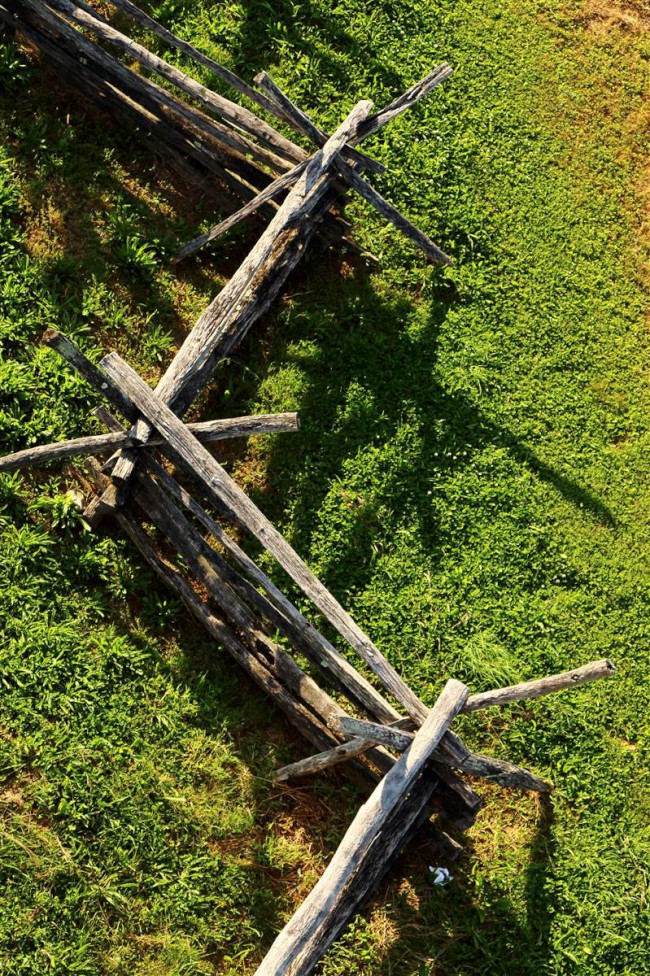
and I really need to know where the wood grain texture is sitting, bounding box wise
[109,99,373,485]
[338,717,552,793]
[463,659,616,712]
[141,456,401,725]
[256,71,451,264]
[102,0,287,119]
[46,0,303,165]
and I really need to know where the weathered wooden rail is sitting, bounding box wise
[0,4,617,974]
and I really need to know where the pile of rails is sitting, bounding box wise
[0,5,617,974]
[0,0,449,263]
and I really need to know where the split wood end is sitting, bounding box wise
[42,328,60,346]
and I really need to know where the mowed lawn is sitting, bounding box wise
[1,1,650,974]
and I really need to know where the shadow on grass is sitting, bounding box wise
[233,261,615,610]
[171,607,557,976]
[0,56,231,355]
[363,792,557,976]
[156,0,404,99]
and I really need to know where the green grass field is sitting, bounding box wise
[1,1,650,973]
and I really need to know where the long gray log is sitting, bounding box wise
[89,415,476,823]
[99,352,430,724]
[356,64,452,144]
[44,0,304,165]
[140,456,401,725]
[338,717,552,793]
[97,358,480,837]
[109,99,373,485]
[141,434,477,824]
[48,348,477,823]
[255,71,451,264]
[0,412,299,472]
[253,679,469,976]
[102,0,286,118]
[464,659,615,712]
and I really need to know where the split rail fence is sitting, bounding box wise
[0,4,616,974]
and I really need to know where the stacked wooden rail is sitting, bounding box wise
[0,5,618,974]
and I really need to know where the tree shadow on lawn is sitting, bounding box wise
[240,261,615,612]
[370,792,557,976]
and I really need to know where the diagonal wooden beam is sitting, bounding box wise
[44,334,482,817]
[99,351,433,724]
[97,0,380,174]
[253,680,469,976]
[107,98,373,489]
[105,68,452,499]
[464,658,615,712]
[44,0,304,166]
